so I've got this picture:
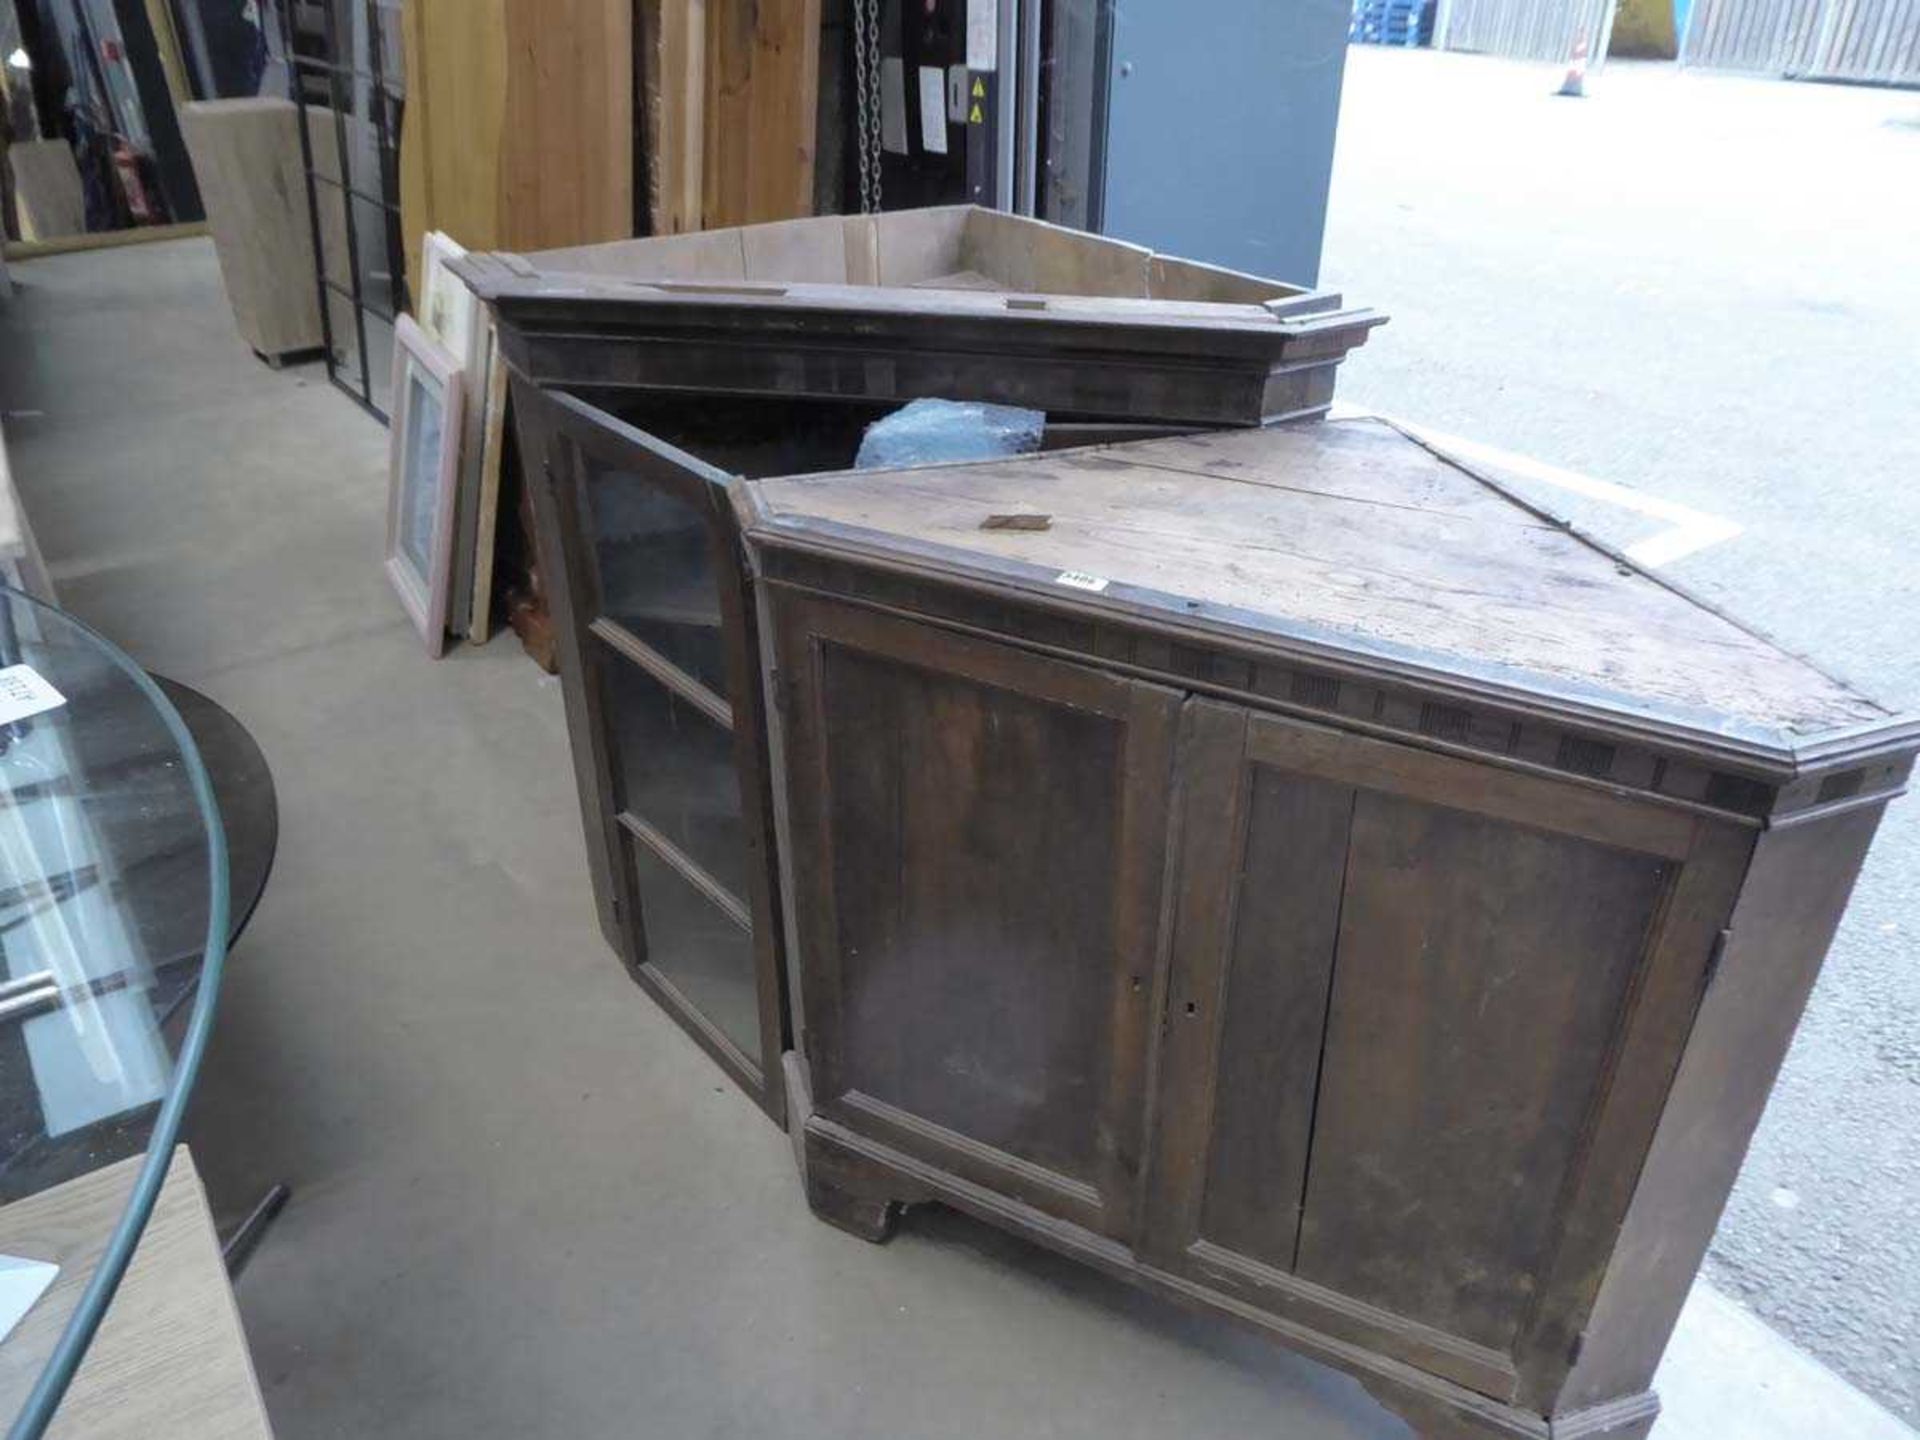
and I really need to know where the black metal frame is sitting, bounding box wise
[282,0,407,422]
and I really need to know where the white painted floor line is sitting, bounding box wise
[1328,403,1744,569]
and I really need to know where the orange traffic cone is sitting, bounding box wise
[1558,31,1590,96]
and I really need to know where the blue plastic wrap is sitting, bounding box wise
[854,398,1046,470]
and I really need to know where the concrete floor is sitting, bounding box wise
[0,229,1910,1439]
[1325,48,1920,1421]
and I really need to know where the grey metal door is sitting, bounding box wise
[1097,0,1351,286]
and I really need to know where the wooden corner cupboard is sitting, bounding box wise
[475,225,1912,1440]
[468,211,1381,1121]
[733,419,1915,1440]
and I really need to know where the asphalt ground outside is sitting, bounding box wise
[1321,46,1920,1421]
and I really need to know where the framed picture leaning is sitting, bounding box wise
[386,313,466,656]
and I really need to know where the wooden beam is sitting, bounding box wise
[502,0,633,250]
[142,0,196,109]
[400,0,632,299]
[703,0,820,227]
[646,0,706,234]
[399,0,509,298]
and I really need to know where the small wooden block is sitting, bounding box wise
[981,512,1052,531]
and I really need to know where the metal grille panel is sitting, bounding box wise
[1436,0,1618,61]
[1683,0,1920,81]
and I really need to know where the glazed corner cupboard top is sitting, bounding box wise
[480,208,1915,1440]
[456,205,1385,428]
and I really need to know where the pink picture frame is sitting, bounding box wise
[385,313,467,656]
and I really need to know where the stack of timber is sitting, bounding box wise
[395,0,826,295]
[398,0,634,296]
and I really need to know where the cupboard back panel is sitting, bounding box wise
[1295,791,1673,1352]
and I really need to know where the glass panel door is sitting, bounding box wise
[601,659,748,903]
[513,385,787,1120]
[582,477,732,696]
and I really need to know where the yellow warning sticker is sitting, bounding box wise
[969,103,983,124]
[971,77,986,98]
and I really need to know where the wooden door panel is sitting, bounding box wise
[1195,763,1354,1270]
[1294,790,1673,1353]
[824,644,1125,1183]
[1143,701,1723,1397]
[780,594,1178,1239]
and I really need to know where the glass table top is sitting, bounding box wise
[0,585,230,1439]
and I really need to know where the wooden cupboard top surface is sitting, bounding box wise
[467,267,1302,334]
[741,418,1909,761]
[505,206,1320,307]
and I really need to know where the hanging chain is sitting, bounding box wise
[852,0,884,213]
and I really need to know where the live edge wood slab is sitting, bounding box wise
[737,417,1916,1440]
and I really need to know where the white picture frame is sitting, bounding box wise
[419,231,478,368]
[386,314,466,656]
